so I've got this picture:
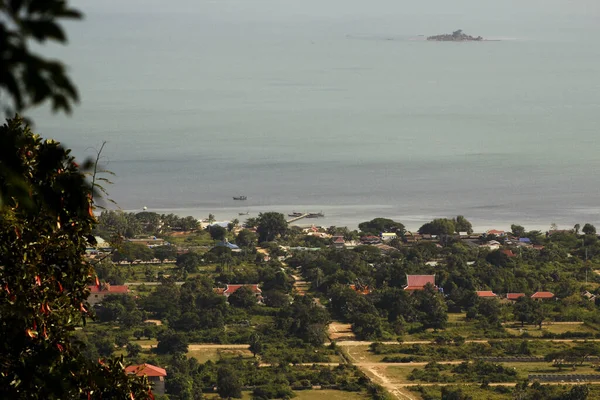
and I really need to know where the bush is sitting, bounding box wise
[252,384,295,400]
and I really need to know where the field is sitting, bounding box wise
[186,348,254,363]
[203,389,370,400]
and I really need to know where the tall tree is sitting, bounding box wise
[256,212,288,243]
[217,366,242,399]
[582,224,596,235]
[358,218,405,235]
[418,218,456,236]
[453,215,473,234]
[0,117,151,398]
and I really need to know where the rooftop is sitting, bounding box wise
[531,291,555,299]
[125,364,167,377]
[476,291,497,298]
[88,284,129,294]
[405,275,435,290]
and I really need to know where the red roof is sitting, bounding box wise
[506,293,525,300]
[500,249,516,258]
[223,284,261,295]
[476,291,497,298]
[88,285,129,294]
[333,237,345,243]
[405,275,435,290]
[486,229,505,236]
[125,364,167,377]
[531,291,555,299]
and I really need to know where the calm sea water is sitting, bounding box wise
[31,0,600,230]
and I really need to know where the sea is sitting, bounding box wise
[29,0,600,231]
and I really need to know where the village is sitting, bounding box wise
[77,211,600,399]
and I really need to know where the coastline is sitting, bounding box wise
[120,204,580,233]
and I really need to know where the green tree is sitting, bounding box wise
[418,218,456,236]
[112,241,153,263]
[582,224,596,235]
[236,229,258,248]
[156,331,189,355]
[209,225,227,241]
[413,284,448,330]
[256,212,288,243]
[358,218,405,235]
[126,342,142,358]
[513,297,540,327]
[176,252,203,273]
[511,224,526,237]
[574,224,581,235]
[0,117,151,398]
[153,245,177,262]
[352,313,384,340]
[217,365,242,399]
[249,333,263,357]
[228,286,258,308]
[276,295,330,346]
[453,215,473,234]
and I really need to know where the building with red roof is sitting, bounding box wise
[88,283,129,305]
[223,284,261,296]
[500,249,516,258]
[476,291,497,298]
[486,229,506,236]
[125,364,167,395]
[531,291,555,300]
[404,275,436,292]
[506,293,526,301]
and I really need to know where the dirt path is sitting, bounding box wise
[141,344,249,350]
[363,366,416,400]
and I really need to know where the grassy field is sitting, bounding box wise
[186,348,254,363]
[504,322,597,337]
[203,389,370,400]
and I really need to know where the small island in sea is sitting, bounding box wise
[427,29,483,41]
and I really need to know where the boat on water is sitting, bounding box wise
[288,212,303,217]
[233,196,247,200]
[239,211,249,216]
[306,212,325,218]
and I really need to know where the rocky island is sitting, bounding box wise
[427,29,483,41]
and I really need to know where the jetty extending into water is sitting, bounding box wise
[286,213,309,223]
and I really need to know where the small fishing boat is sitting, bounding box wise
[233,196,247,200]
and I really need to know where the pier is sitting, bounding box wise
[286,213,309,224]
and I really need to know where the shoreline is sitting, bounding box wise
[119,204,583,233]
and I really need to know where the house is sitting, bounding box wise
[381,232,397,242]
[476,291,498,298]
[349,284,372,295]
[215,240,241,253]
[506,293,526,301]
[374,243,398,253]
[486,229,506,237]
[361,235,381,245]
[216,284,262,299]
[332,236,346,249]
[583,291,597,302]
[404,275,436,292]
[519,238,532,244]
[88,283,129,306]
[125,364,167,395]
[127,237,166,248]
[531,291,555,300]
[481,240,501,250]
[500,249,516,258]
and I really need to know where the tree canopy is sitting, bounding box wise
[256,212,288,243]
[358,218,405,235]
[0,117,152,399]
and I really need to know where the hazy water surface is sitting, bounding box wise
[31,0,600,230]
